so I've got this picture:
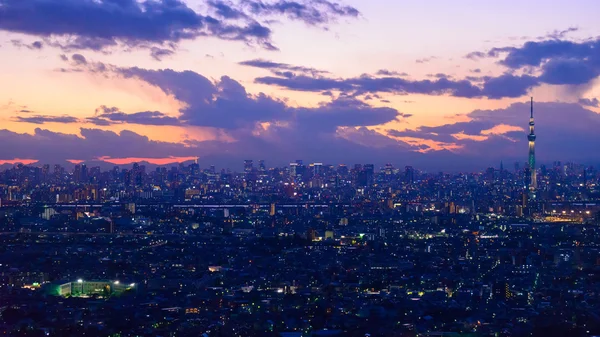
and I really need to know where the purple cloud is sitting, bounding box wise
[243,0,359,25]
[239,58,328,76]
[392,101,600,164]
[0,0,275,52]
[114,66,404,131]
[376,69,408,76]
[0,0,360,56]
[579,97,599,107]
[88,108,180,126]
[14,115,79,124]
[149,47,175,61]
[254,72,536,99]
[10,39,43,50]
[71,53,87,65]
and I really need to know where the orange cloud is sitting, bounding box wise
[0,158,38,165]
[452,132,488,142]
[97,156,198,165]
[481,124,523,135]
[392,136,463,153]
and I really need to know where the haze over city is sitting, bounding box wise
[1,0,600,170]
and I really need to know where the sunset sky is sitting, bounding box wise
[1,0,600,170]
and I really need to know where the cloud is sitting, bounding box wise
[463,36,600,92]
[47,63,600,169]
[10,39,43,50]
[71,53,87,65]
[391,101,600,163]
[480,74,539,99]
[542,27,578,40]
[253,36,600,100]
[427,73,452,79]
[88,108,180,126]
[37,64,419,168]
[376,69,408,77]
[14,115,80,124]
[149,47,175,61]
[0,126,455,170]
[0,128,198,162]
[12,103,181,127]
[116,67,289,128]
[416,56,436,64]
[239,58,328,76]
[6,101,600,170]
[254,72,537,99]
[0,0,275,52]
[293,97,407,132]
[465,51,486,60]
[113,66,405,131]
[0,0,359,56]
[242,0,360,25]
[579,97,599,107]
[208,0,248,20]
[538,58,600,85]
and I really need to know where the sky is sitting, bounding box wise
[1,0,600,171]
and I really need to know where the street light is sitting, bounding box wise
[114,281,119,285]
[130,283,135,287]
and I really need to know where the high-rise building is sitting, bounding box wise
[244,160,253,173]
[73,164,81,183]
[363,164,374,186]
[528,97,537,195]
[313,163,323,176]
[405,166,415,183]
[289,162,298,176]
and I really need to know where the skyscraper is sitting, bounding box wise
[528,97,537,195]
[244,160,253,173]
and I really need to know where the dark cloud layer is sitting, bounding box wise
[88,107,180,126]
[0,128,196,162]
[14,115,80,124]
[254,73,538,99]
[5,101,600,170]
[0,126,457,170]
[468,38,600,88]
[239,58,328,76]
[242,0,359,25]
[112,66,404,130]
[0,0,359,55]
[252,36,600,100]
[0,0,278,49]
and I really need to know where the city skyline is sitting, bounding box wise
[2,1,600,170]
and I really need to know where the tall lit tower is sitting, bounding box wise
[528,97,537,194]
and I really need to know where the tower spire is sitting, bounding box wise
[528,97,537,196]
[530,97,534,119]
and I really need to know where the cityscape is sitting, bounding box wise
[2,0,600,336]
[2,98,600,336]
